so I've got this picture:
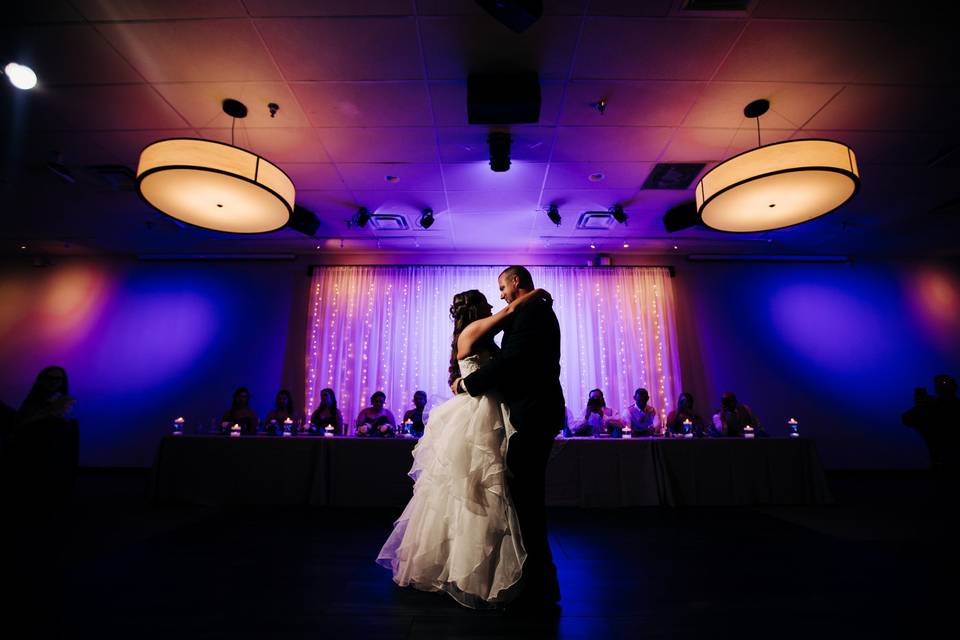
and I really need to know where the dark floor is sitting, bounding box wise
[8,470,952,639]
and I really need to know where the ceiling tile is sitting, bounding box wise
[348,190,447,217]
[560,81,703,126]
[573,18,745,80]
[853,23,960,86]
[442,162,546,191]
[724,127,795,156]
[337,163,443,190]
[153,82,310,128]
[429,81,564,126]
[292,82,432,127]
[446,190,541,214]
[540,188,653,215]
[95,129,196,166]
[586,0,673,16]
[660,127,736,162]
[450,212,536,249]
[714,20,887,83]
[96,19,281,82]
[418,16,581,80]
[5,2,84,22]
[683,81,841,129]
[3,24,143,85]
[30,85,190,130]
[544,162,654,190]
[244,0,415,17]
[552,126,672,161]
[255,17,422,81]
[279,163,347,190]
[417,0,586,15]
[802,85,957,132]
[752,0,923,20]
[437,126,555,163]
[72,0,247,20]
[200,127,331,162]
[316,127,437,162]
[796,130,944,166]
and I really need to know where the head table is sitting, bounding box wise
[151,434,832,508]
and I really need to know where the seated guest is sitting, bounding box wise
[569,389,615,436]
[711,392,762,437]
[310,388,344,435]
[264,389,296,433]
[355,391,396,437]
[665,392,707,437]
[401,390,429,438]
[624,387,660,436]
[222,387,258,434]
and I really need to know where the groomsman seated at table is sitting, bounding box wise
[400,390,429,438]
[568,389,617,436]
[712,392,763,437]
[222,387,259,435]
[310,388,345,436]
[665,392,707,437]
[355,391,397,437]
[624,387,660,436]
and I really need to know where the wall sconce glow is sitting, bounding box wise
[696,139,860,232]
[4,62,38,90]
[136,138,294,233]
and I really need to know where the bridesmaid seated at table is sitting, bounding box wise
[264,389,297,434]
[310,388,344,435]
[222,387,258,435]
[355,391,396,437]
[665,392,708,437]
[400,390,429,438]
[624,387,661,436]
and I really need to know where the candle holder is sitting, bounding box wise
[744,425,755,439]
[788,418,799,438]
[230,423,242,438]
[324,424,335,438]
[173,416,185,436]
[622,425,632,439]
[682,418,693,438]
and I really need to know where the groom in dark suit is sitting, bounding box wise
[452,265,565,607]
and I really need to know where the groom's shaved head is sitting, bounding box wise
[500,266,534,290]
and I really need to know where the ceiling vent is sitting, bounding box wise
[576,211,616,230]
[642,163,705,190]
[369,214,410,231]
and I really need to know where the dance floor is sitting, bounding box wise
[17,470,947,639]
[152,435,832,508]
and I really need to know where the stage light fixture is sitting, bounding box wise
[419,208,435,229]
[546,204,561,226]
[611,204,628,224]
[488,132,512,172]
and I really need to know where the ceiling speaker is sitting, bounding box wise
[288,204,320,236]
[475,0,543,33]
[468,72,541,124]
[662,201,700,232]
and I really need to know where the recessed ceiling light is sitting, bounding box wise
[588,172,605,182]
[623,242,629,248]
[4,62,37,90]
[673,244,679,250]
[385,175,399,184]
[20,244,27,250]
[589,242,596,249]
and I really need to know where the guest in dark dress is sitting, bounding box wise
[264,389,297,434]
[222,387,258,434]
[310,388,344,435]
[401,390,429,437]
[665,392,707,437]
[355,391,396,437]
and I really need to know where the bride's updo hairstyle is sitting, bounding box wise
[448,290,498,386]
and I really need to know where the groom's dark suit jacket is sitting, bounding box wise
[463,295,565,435]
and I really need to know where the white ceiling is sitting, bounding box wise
[1,0,958,258]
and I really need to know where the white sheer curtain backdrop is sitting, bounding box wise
[306,266,683,434]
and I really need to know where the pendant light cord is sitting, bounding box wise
[756,117,761,147]
[231,116,236,146]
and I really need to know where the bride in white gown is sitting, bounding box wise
[376,287,546,608]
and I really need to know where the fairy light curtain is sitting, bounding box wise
[306,266,683,433]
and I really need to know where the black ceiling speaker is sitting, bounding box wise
[287,204,320,236]
[662,200,700,232]
[468,72,541,124]
[475,0,543,33]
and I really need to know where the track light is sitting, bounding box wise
[546,204,561,226]
[488,132,512,172]
[419,208,435,229]
[610,204,628,224]
[351,207,371,228]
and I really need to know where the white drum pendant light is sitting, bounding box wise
[696,99,859,233]
[136,99,295,233]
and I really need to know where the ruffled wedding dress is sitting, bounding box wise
[376,353,526,608]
